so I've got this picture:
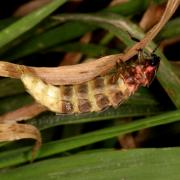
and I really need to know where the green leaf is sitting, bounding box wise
[29,104,165,130]
[29,88,165,129]
[50,42,119,57]
[0,109,179,168]
[105,0,149,16]
[0,148,180,180]
[0,0,67,49]
[6,22,94,59]
[53,13,137,45]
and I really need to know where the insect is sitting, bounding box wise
[20,50,160,114]
[0,49,160,161]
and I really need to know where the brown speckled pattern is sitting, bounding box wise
[56,74,130,113]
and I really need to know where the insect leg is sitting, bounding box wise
[151,45,159,54]
[112,58,126,83]
[137,49,145,63]
[126,31,146,58]
[126,31,141,43]
[0,123,41,161]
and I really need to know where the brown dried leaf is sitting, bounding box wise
[0,123,41,159]
[0,54,121,85]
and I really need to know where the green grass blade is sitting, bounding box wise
[29,88,165,129]
[0,18,16,30]
[52,13,143,46]
[29,103,165,130]
[6,22,94,59]
[50,42,119,57]
[0,109,179,168]
[0,0,67,48]
[0,148,179,180]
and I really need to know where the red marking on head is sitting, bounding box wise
[134,65,157,87]
[145,66,155,73]
[121,62,158,94]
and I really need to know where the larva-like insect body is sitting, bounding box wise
[21,52,160,114]
[21,73,130,113]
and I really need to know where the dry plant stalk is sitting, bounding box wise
[0,54,120,85]
[0,123,41,159]
[0,0,179,159]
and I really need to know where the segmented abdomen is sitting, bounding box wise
[21,73,132,114]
